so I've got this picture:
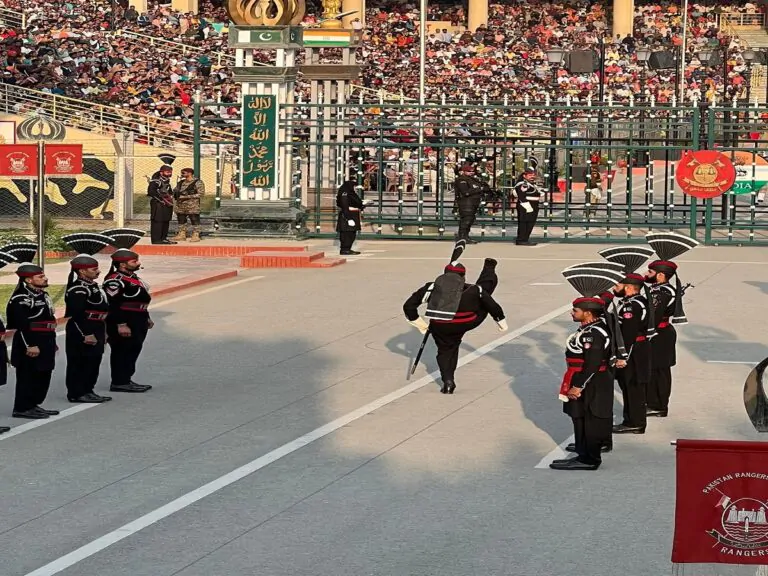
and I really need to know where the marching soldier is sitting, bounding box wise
[6,264,59,419]
[551,295,614,471]
[64,255,112,403]
[513,168,541,246]
[454,163,489,244]
[612,273,652,434]
[103,249,153,393]
[645,260,683,417]
[0,311,9,432]
[403,258,507,394]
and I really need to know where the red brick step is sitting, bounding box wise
[240,250,346,268]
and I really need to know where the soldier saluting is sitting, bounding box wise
[6,264,59,419]
[103,249,153,393]
[64,255,112,403]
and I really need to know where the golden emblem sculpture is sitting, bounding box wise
[225,0,306,26]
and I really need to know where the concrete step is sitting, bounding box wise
[239,250,345,268]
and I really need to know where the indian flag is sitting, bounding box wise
[303,30,352,47]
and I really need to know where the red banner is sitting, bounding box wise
[672,439,768,565]
[44,144,83,176]
[0,144,38,178]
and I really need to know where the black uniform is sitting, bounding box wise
[0,315,8,432]
[454,173,489,242]
[616,294,651,429]
[336,181,364,255]
[513,177,541,244]
[147,171,175,244]
[561,319,614,466]
[65,278,110,400]
[647,282,676,414]
[403,263,504,389]
[6,287,57,416]
[104,270,152,391]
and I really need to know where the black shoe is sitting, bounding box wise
[484,258,498,268]
[13,409,48,419]
[97,394,113,402]
[35,406,60,416]
[440,380,450,394]
[161,239,177,245]
[465,238,479,244]
[612,424,646,434]
[446,380,456,394]
[110,383,149,393]
[340,250,360,255]
[0,426,10,434]
[516,241,538,246]
[130,380,152,391]
[549,459,600,471]
[551,456,580,465]
[68,393,108,403]
[646,409,668,418]
[565,443,612,453]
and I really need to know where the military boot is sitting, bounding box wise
[189,228,201,242]
[172,224,187,242]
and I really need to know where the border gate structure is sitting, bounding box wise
[194,99,768,245]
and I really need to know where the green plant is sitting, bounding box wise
[29,214,71,252]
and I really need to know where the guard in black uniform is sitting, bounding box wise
[336,180,366,256]
[513,168,541,246]
[612,273,653,434]
[6,264,59,419]
[551,296,614,471]
[453,163,489,244]
[64,255,112,403]
[403,258,507,394]
[103,249,153,393]
[0,311,9,432]
[147,165,177,245]
[645,260,682,417]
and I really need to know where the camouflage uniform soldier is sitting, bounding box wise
[173,168,205,242]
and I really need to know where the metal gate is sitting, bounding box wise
[196,100,768,244]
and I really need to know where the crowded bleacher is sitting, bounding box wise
[0,0,764,125]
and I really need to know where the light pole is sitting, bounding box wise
[636,48,652,102]
[679,0,688,103]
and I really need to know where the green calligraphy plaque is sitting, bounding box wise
[241,95,277,190]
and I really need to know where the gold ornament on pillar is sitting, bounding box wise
[319,0,343,28]
[225,0,305,25]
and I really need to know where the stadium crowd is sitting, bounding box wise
[0,0,764,124]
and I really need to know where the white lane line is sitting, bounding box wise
[707,360,758,365]
[534,434,575,469]
[349,257,768,265]
[530,283,562,286]
[23,304,571,576]
[1,275,266,439]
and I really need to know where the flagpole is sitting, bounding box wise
[679,0,688,104]
[418,0,426,146]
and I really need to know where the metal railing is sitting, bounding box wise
[117,29,236,66]
[720,13,765,29]
[0,84,234,148]
[0,7,25,29]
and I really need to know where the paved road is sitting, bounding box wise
[0,240,766,576]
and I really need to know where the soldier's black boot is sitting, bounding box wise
[110,382,149,393]
[446,380,456,394]
[440,380,450,394]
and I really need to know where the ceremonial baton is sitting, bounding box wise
[409,328,431,379]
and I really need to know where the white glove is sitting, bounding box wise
[347,219,355,227]
[496,318,508,332]
[408,317,429,334]
[363,198,375,206]
[521,202,533,214]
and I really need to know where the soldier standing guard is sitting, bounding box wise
[6,264,59,419]
[552,265,624,471]
[336,180,367,256]
[147,165,177,245]
[453,163,489,244]
[103,249,153,393]
[173,168,205,243]
[64,255,112,403]
[513,168,542,246]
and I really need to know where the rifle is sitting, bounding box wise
[408,328,430,380]
[680,283,694,296]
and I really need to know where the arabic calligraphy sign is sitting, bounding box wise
[241,95,277,190]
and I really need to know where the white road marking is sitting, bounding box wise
[350,257,767,265]
[1,275,265,439]
[534,434,575,469]
[530,282,562,286]
[707,360,758,365]
[22,304,571,576]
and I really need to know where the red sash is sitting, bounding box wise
[559,358,607,401]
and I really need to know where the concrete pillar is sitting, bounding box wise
[342,0,364,29]
[467,0,488,32]
[612,0,634,39]
[171,0,199,13]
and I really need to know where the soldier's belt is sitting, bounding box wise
[30,321,56,332]
[119,303,149,311]
[85,311,108,321]
[657,317,670,329]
